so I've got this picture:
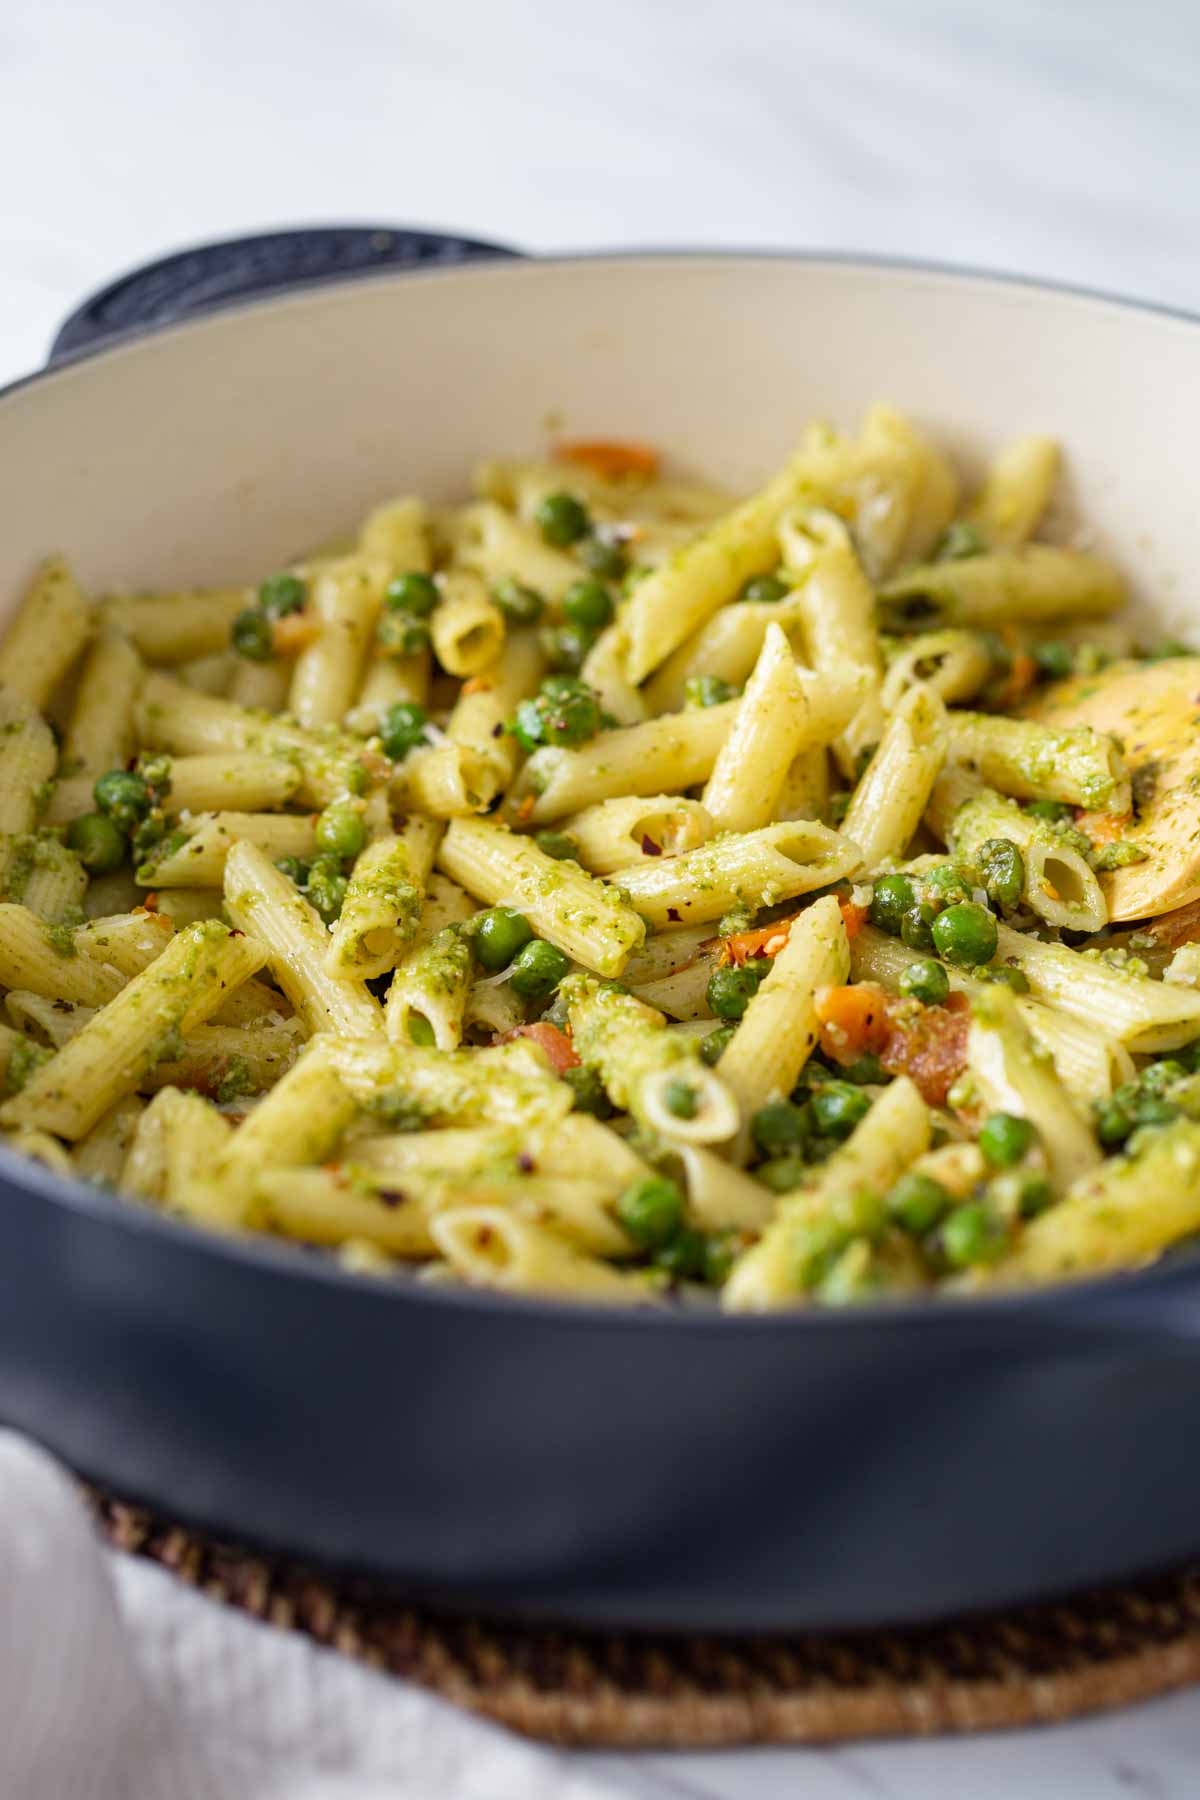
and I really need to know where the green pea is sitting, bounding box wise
[886,1171,954,1234]
[562,1064,613,1118]
[979,1111,1036,1168]
[1133,1094,1179,1129]
[699,1024,734,1066]
[384,572,439,616]
[702,1230,739,1287]
[509,938,569,999]
[534,491,590,546]
[1095,1096,1134,1148]
[66,812,126,873]
[617,1175,684,1250]
[756,1156,809,1193]
[473,907,533,972]
[706,962,765,1021]
[662,1078,700,1119]
[900,903,937,952]
[987,1168,1054,1220]
[314,802,367,862]
[869,873,916,936]
[1031,639,1074,680]
[974,962,1030,994]
[751,1099,811,1157]
[899,958,950,1006]
[931,901,998,967]
[379,701,428,762]
[561,578,614,632]
[376,610,431,656]
[407,1014,436,1047]
[231,607,274,661]
[275,856,309,887]
[738,573,789,604]
[940,1201,1007,1268]
[258,572,307,617]
[491,577,544,624]
[684,674,738,709]
[540,622,595,673]
[810,1080,871,1140]
[1141,1059,1187,1097]
[542,689,603,748]
[1026,799,1073,824]
[922,862,971,908]
[93,769,152,832]
[510,697,547,753]
[579,534,628,580]
[979,838,1025,914]
[842,1052,886,1085]
[535,830,578,862]
[654,1227,707,1282]
[305,855,348,924]
[934,520,987,562]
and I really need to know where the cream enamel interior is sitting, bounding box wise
[1,257,1197,647]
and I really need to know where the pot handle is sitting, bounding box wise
[48,224,524,364]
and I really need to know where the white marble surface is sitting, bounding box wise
[3,0,1200,1793]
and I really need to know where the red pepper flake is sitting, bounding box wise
[517,1150,536,1173]
[640,835,663,857]
[141,891,159,912]
[667,907,682,923]
[376,1188,407,1209]
[517,795,536,823]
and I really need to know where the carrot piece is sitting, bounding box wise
[502,1021,580,1074]
[1074,809,1133,848]
[553,440,661,481]
[838,898,869,941]
[715,913,801,966]
[814,984,891,1063]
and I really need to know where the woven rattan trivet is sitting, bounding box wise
[92,1495,1200,1748]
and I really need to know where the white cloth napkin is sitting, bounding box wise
[0,1431,627,1800]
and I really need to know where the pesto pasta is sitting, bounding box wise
[2,416,1197,1310]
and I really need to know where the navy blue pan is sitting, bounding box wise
[0,226,1197,1634]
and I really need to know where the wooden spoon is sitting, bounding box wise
[1025,656,1200,920]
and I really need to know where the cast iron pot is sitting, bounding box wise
[2,226,1199,1634]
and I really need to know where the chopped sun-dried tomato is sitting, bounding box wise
[879,992,970,1107]
[501,1021,580,1074]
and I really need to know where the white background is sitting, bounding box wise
[3,1,1200,1793]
